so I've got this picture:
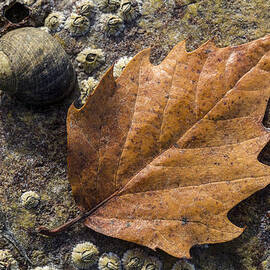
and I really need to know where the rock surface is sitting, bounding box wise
[0,0,269,269]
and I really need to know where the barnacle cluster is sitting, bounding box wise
[70,244,167,270]
[42,0,140,38]
[32,266,57,270]
[98,0,140,22]
[0,249,19,270]
[72,242,99,269]
[99,0,141,36]
[42,1,94,36]
[97,0,121,12]
[172,259,196,270]
[20,191,40,209]
[38,0,140,85]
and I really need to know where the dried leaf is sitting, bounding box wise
[67,36,270,258]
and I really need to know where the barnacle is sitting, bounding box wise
[119,0,139,22]
[104,14,124,36]
[0,250,19,270]
[20,191,40,209]
[97,0,121,12]
[76,0,95,18]
[65,13,90,37]
[72,242,99,269]
[141,256,162,270]
[122,248,145,270]
[44,12,65,32]
[76,48,105,74]
[113,56,132,78]
[98,252,121,270]
[171,259,196,270]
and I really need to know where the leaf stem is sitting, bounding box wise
[37,189,120,236]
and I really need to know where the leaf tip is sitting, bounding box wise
[68,65,116,115]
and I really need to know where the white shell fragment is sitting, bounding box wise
[79,77,99,105]
[113,56,132,78]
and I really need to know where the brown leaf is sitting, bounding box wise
[67,36,270,258]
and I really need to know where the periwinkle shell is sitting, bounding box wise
[0,27,76,104]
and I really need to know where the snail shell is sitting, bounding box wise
[0,27,76,104]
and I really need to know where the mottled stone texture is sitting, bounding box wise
[0,0,269,269]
